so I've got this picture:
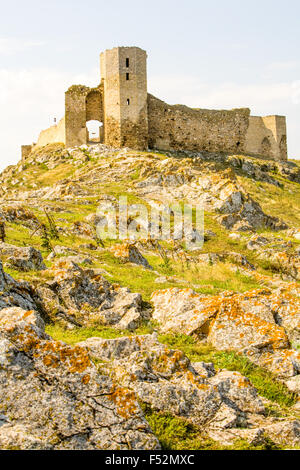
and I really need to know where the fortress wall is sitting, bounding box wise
[21,145,33,162]
[274,116,288,161]
[245,117,271,156]
[65,86,90,148]
[245,115,287,161]
[27,48,288,161]
[36,117,66,148]
[147,94,250,154]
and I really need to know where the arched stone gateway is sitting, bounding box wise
[86,120,104,143]
[64,85,105,148]
[86,89,104,123]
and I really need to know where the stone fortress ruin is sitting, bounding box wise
[22,46,288,161]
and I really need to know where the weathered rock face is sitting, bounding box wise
[70,221,95,239]
[244,348,300,380]
[208,295,288,351]
[277,161,300,183]
[36,260,149,329]
[151,288,220,336]
[0,206,39,230]
[38,181,91,201]
[0,261,37,311]
[286,375,300,394]
[136,167,287,233]
[246,234,300,281]
[110,243,152,269]
[227,155,282,187]
[78,333,300,447]
[208,173,287,232]
[270,284,300,346]
[151,287,300,384]
[0,307,160,450]
[197,251,255,271]
[0,243,46,271]
[263,420,300,447]
[78,334,265,430]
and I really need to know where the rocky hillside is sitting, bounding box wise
[0,142,300,450]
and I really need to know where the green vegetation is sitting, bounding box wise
[47,322,297,409]
[46,324,130,343]
[159,334,297,407]
[239,174,300,228]
[141,404,279,450]
[45,321,155,345]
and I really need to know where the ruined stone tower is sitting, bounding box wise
[100,47,148,150]
[26,46,288,161]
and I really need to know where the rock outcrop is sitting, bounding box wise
[36,260,149,329]
[0,307,159,450]
[0,142,299,450]
[78,333,300,447]
[78,334,265,431]
[151,287,300,386]
[0,243,46,271]
[0,261,37,311]
[110,243,152,269]
[136,167,287,232]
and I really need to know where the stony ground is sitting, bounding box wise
[0,142,300,450]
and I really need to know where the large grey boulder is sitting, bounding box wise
[151,286,300,384]
[0,260,37,311]
[78,334,265,430]
[0,307,160,450]
[0,242,46,271]
[36,260,149,329]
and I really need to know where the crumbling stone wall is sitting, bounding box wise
[147,94,250,154]
[245,115,287,161]
[36,117,66,148]
[21,145,33,162]
[65,86,90,147]
[65,85,104,148]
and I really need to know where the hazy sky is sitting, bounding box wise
[0,0,299,170]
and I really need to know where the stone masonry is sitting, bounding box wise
[23,46,288,161]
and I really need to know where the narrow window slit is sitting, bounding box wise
[126,58,129,67]
[126,73,130,81]
[127,99,130,105]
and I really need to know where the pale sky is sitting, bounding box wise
[0,0,299,171]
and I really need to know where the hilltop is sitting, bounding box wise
[0,143,300,450]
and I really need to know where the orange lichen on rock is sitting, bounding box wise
[37,341,92,374]
[108,383,138,420]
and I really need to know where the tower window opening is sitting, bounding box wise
[126,58,130,67]
[126,73,130,81]
[127,99,130,105]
